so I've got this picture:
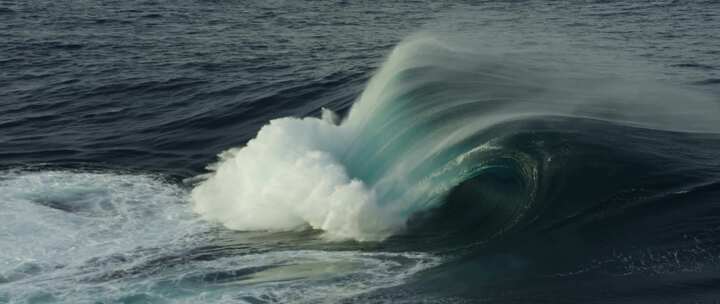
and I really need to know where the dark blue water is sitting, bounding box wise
[2,1,720,303]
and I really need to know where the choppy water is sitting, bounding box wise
[2,1,720,303]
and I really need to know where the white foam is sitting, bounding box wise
[191,117,403,241]
[0,170,438,303]
[170,250,441,304]
[0,170,204,301]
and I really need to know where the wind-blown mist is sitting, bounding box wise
[191,34,720,241]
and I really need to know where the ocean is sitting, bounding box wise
[2,0,720,303]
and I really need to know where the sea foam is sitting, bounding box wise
[190,117,404,241]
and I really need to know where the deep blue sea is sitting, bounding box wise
[2,1,720,303]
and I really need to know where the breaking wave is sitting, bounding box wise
[191,34,720,241]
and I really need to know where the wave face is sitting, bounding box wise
[191,34,720,241]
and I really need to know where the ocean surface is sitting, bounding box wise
[2,0,720,303]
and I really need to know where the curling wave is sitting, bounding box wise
[191,34,720,241]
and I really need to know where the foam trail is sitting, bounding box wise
[191,34,720,241]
